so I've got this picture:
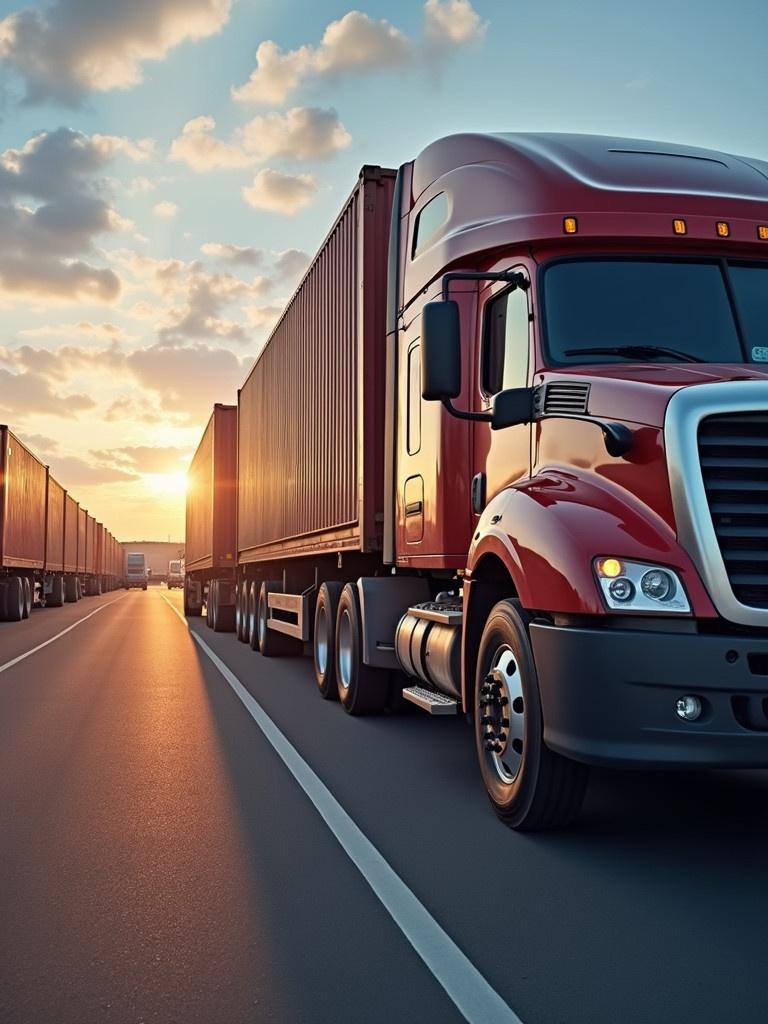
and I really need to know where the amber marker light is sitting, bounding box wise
[563,216,578,234]
[758,226,768,240]
[716,221,730,238]
[673,219,687,235]
[597,557,624,579]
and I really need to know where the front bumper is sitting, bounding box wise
[530,622,768,768]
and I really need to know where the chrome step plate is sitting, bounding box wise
[402,685,458,715]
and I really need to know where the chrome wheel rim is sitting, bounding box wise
[316,603,329,676]
[338,609,353,691]
[479,645,525,785]
[258,592,266,647]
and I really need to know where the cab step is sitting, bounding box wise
[402,685,458,715]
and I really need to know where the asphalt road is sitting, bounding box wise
[1,587,767,1024]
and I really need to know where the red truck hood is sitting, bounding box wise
[543,363,768,427]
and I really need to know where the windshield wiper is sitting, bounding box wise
[563,344,706,363]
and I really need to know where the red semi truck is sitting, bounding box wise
[187,134,768,830]
[0,426,123,619]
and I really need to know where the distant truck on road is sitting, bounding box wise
[0,426,123,620]
[186,133,768,830]
[167,560,184,589]
[124,552,148,591]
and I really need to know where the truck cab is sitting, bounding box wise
[388,133,768,826]
[167,560,184,589]
[125,552,148,591]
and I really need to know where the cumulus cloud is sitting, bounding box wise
[0,127,148,303]
[201,242,264,267]
[232,11,411,105]
[0,0,232,105]
[126,342,251,419]
[0,366,97,420]
[153,199,178,218]
[170,107,349,172]
[46,454,139,485]
[104,395,164,424]
[424,0,485,46]
[244,303,284,332]
[19,432,59,454]
[273,248,310,279]
[232,3,483,105]
[20,321,127,340]
[91,445,192,474]
[242,169,319,215]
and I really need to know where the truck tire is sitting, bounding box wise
[4,577,24,622]
[474,600,589,831]
[206,585,214,627]
[213,580,236,633]
[48,575,65,608]
[65,577,79,603]
[248,581,259,650]
[22,577,32,618]
[257,580,294,657]
[75,577,82,601]
[184,587,202,618]
[236,581,249,642]
[335,583,387,715]
[314,581,342,699]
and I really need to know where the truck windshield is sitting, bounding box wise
[543,259,768,365]
[127,555,144,567]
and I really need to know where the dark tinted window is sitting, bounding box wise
[730,264,768,364]
[484,288,530,393]
[412,193,448,257]
[407,344,421,454]
[544,260,743,364]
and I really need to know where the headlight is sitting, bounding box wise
[594,558,691,613]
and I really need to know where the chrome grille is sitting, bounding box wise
[698,413,768,608]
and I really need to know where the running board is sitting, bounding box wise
[402,685,458,715]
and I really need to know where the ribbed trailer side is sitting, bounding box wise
[185,404,237,573]
[95,523,104,577]
[0,427,47,569]
[45,475,66,573]
[77,507,87,574]
[237,166,396,565]
[85,515,96,575]
[64,495,78,573]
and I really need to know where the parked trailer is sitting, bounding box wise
[192,135,768,830]
[0,426,121,619]
[184,404,237,627]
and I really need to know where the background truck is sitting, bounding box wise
[1,426,122,620]
[167,560,184,589]
[124,552,148,590]
[187,134,768,830]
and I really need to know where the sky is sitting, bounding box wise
[0,0,765,541]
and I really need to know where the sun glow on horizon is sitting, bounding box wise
[144,471,189,498]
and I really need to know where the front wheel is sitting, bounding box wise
[475,600,589,831]
[335,583,387,715]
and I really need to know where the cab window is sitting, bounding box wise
[412,193,449,258]
[483,287,530,394]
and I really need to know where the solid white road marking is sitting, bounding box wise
[0,594,127,676]
[161,593,522,1024]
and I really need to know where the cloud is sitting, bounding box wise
[201,242,264,267]
[156,265,268,343]
[126,342,251,419]
[232,11,411,105]
[104,395,164,424]
[273,248,309,279]
[244,303,284,332]
[19,432,59,455]
[424,0,485,46]
[45,454,139,485]
[20,321,127,340]
[0,127,149,303]
[170,107,349,172]
[242,169,319,215]
[169,115,253,172]
[0,0,232,105]
[0,366,97,420]
[231,3,483,105]
[153,199,178,218]
[91,445,192,474]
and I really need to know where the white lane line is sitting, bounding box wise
[0,595,127,676]
[161,593,522,1024]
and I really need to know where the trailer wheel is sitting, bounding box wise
[213,580,236,633]
[248,582,259,650]
[76,578,83,601]
[184,586,202,618]
[257,580,295,657]
[4,577,24,622]
[474,600,589,831]
[335,583,387,715]
[236,581,250,642]
[314,581,343,699]
[21,577,32,618]
[206,584,214,627]
[48,575,65,608]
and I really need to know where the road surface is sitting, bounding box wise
[1,588,766,1023]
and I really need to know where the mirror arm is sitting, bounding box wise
[441,398,493,423]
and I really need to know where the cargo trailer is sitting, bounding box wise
[190,135,768,830]
[184,403,237,627]
[0,425,121,619]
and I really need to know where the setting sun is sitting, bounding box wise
[145,471,189,498]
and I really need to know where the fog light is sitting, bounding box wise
[608,577,635,602]
[676,695,703,721]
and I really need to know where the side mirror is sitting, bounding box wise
[492,387,534,430]
[421,300,461,401]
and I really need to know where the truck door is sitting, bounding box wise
[473,271,533,507]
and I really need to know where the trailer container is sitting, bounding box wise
[192,134,768,831]
[184,403,237,625]
[0,427,121,617]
